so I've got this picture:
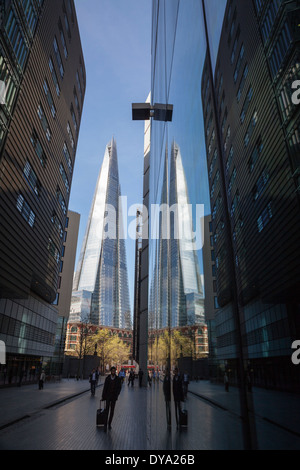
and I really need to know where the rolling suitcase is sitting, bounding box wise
[179,408,188,427]
[96,401,107,427]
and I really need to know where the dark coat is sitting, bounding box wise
[173,375,184,402]
[163,375,171,401]
[102,375,122,402]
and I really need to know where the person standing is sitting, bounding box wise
[89,368,97,396]
[163,369,171,429]
[128,369,135,387]
[173,368,184,428]
[39,369,45,390]
[101,366,122,431]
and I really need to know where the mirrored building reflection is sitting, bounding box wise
[142,0,300,451]
[72,139,131,329]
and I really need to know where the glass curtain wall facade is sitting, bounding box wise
[147,0,300,450]
[72,139,132,329]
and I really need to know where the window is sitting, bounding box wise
[5,9,28,69]
[237,64,249,103]
[233,216,244,242]
[257,202,273,233]
[59,20,68,59]
[255,0,266,15]
[63,142,73,173]
[228,167,237,196]
[269,22,292,78]
[261,0,283,44]
[209,149,218,180]
[60,163,70,193]
[64,12,71,39]
[0,53,17,113]
[221,108,228,134]
[234,44,245,83]
[252,169,269,201]
[49,57,60,96]
[43,80,56,118]
[37,104,51,141]
[208,129,215,155]
[231,190,240,217]
[53,37,64,78]
[226,146,234,175]
[224,126,231,153]
[51,212,64,238]
[23,161,40,196]
[212,193,222,220]
[70,104,78,133]
[231,26,240,65]
[214,297,220,309]
[22,0,38,36]
[74,88,80,114]
[228,8,237,45]
[67,0,75,24]
[244,111,258,147]
[240,86,254,124]
[16,194,35,227]
[248,137,263,172]
[56,187,67,215]
[31,129,47,167]
[214,219,225,244]
[210,170,220,200]
[48,238,60,263]
[76,71,82,100]
[67,122,75,149]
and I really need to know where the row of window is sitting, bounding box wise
[261,0,283,44]
[269,21,292,78]
[5,8,29,69]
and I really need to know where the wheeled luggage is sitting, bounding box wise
[96,401,107,426]
[179,409,188,427]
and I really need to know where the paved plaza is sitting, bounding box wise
[0,377,299,450]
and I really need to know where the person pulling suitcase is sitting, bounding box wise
[101,366,122,431]
[173,368,185,429]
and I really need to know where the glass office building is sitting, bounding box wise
[140,0,300,450]
[72,139,131,329]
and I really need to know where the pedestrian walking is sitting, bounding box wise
[163,369,171,429]
[119,369,125,383]
[138,369,144,387]
[89,368,97,396]
[39,369,46,390]
[101,366,122,431]
[173,368,184,428]
[128,369,135,387]
[96,367,101,385]
[148,371,152,387]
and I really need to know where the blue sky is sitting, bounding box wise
[69,0,152,309]
[69,0,226,315]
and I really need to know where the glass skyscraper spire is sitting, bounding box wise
[72,138,131,329]
[169,141,204,327]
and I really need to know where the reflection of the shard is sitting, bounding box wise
[148,141,208,377]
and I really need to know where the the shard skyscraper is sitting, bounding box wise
[71,138,132,329]
[169,141,205,328]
